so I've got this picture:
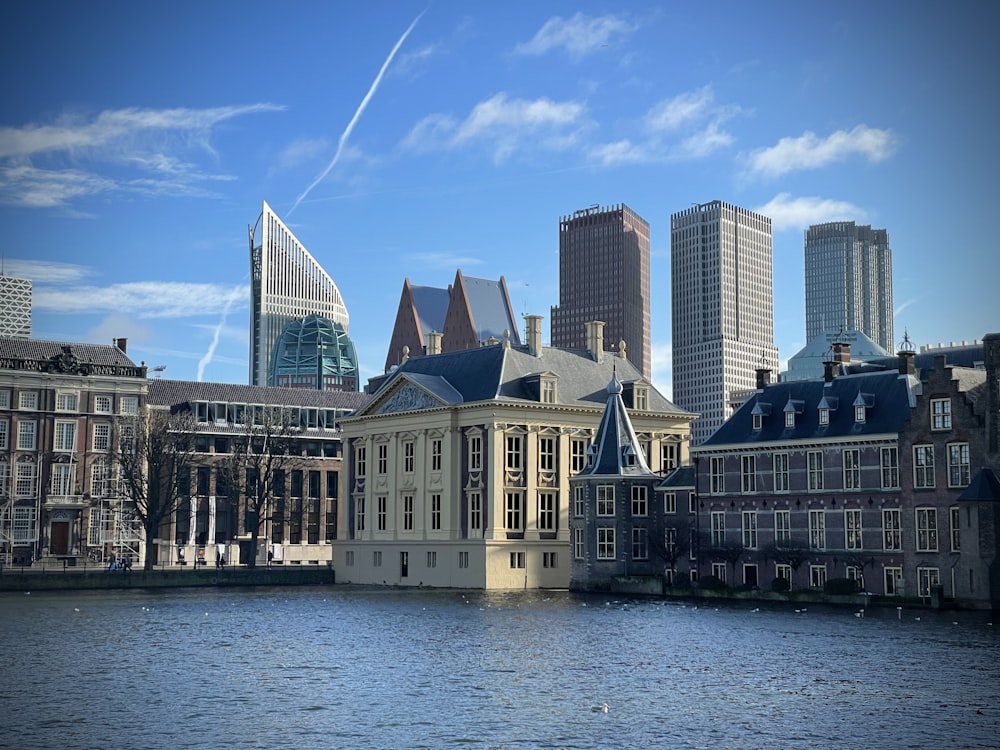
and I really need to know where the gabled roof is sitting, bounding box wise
[148,379,369,411]
[697,370,916,449]
[659,464,695,489]
[576,372,657,477]
[459,274,519,344]
[410,284,450,338]
[958,467,1000,503]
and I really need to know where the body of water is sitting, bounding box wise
[1,586,997,749]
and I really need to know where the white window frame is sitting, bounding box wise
[17,420,37,451]
[742,510,758,549]
[377,443,388,475]
[505,434,523,471]
[913,445,935,488]
[506,492,523,531]
[774,509,790,545]
[18,391,38,410]
[880,447,899,489]
[430,493,441,531]
[538,436,556,472]
[597,527,616,560]
[596,485,615,516]
[775,563,792,587]
[631,527,648,560]
[883,508,902,551]
[50,463,74,496]
[710,511,725,547]
[468,491,482,532]
[947,443,970,488]
[54,420,77,452]
[120,396,138,416]
[917,567,940,598]
[741,455,756,494]
[56,392,79,412]
[950,506,961,552]
[843,448,860,490]
[663,491,676,514]
[468,434,482,472]
[916,507,938,552]
[710,457,724,494]
[884,566,903,596]
[430,439,442,472]
[808,509,826,549]
[571,438,588,473]
[0,418,7,450]
[94,394,112,414]
[930,398,951,431]
[377,496,387,531]
[402,441,415,473]
[402,494,414,531]
[809,564,827,589]
[845,508,863,550]
[631,485,648,516]
[807,450,824,491]
[773,453,789,492]
[573,527,585,559]
[537,492,556,531]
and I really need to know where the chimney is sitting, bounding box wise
[984,332,1000,455]
[425,331,442,356]
[897,347,915,376]
[114,337,127,353]
[832,340,851,364]
[586,320,605,363]
[755,365,771,390]
[524,315,543,357]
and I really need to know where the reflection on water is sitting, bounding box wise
[1,587,998,749]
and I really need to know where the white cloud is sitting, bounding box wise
[271,138,331,171]
[407,252,484,269]
[589,139,648,166]
[755,193,866,232]
[2,258,91,283]
[85,313,154,348]
[746,125,896,178]
[644,86,715,132]
[33,281,251,319]
[675,122,735,159]
[514,12,636,59]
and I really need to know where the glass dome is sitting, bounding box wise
[268,314,359,391]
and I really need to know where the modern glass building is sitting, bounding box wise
[269,314,359,391]
[671,200,778,445]
[0,275,31,338]
[804,221,893,352]
[249,200,350,387]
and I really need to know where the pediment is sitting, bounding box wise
[367,378,448,416]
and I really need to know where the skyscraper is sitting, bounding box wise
[804,222,893,351]
[0,274,31,338]
[550,204,651,379]
[671,200,777,445]
[248,200,349,387]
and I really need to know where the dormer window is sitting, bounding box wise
[752,413,762,431]
[783,399,804,428]
[853,393,874,424]
[634,385,649,411]
[819,408,830,425]
[784,411,794,428]
[750,402,770,432]
[587,444,598,467]
[541,377,556,404]
[623,444,637,467]
[854,405,866,423]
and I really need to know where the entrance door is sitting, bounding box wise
[51,522,70,555]
[743,563,759,589]
[400,551,409,578]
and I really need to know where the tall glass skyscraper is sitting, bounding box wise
[248,200,349,387]
[804,222,893,352]
[0,275,31,338]
[550,204,650,379]
[671,201,777,445]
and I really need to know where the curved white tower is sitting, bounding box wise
[249,200,349,386]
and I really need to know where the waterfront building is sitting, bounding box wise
[0,336,147,567]
[670,200,778,445]
[339,315,693,589]
[804,222,893,351]
[146,379,366,567]
[249,200,350,387]
[569,372,664,592]
[0,275,32,338]
[686,333,1000,609]
[550,204,651,379]
[384,270,521,372]
[269,314,360,392]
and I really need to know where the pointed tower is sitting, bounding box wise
[570,371,664,592]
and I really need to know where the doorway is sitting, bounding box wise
[50,522,70,555]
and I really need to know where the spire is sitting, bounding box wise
[579,371,655,476]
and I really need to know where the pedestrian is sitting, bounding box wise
[216,551,222,569]
[107,554,116,572]
[219,554,225,569]
[267,550,273,569]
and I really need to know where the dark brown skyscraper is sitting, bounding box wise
[550,204,651,379]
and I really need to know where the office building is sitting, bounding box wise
[0,275,31,338]
[270,314,359,392]
[551,204,651,379]
[249,200,349,387]
[804,222,893,351]
[670,200,778,445]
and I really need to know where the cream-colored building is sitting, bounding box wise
[336,317,694,589]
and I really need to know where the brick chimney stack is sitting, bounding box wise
[524,315,543,357]
[586,320,605,363]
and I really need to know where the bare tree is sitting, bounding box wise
[218,406,303,569]
[648,518,692,583]
[116,410,197,570]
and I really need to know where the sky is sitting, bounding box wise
[3,1,998,398]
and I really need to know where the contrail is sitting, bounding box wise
[288,8,426,215]
[197,284,244,381]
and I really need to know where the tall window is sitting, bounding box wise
[538,437,556,472]
[19,391,38,410]
[17,421,37,451]
[930,398,952,430]
[430,494,441,531]
[574,528,585,559]
[663,492,676,514]
[845,509,862,550]
[403,441,415,473]
[917,567,940,597]
[807,451,824,491]
[710,511,725,546]
[355,446,367,479]
[537,492,555,531]
[596,485,615,516]
[773,453,789,492]
[431,439,442,472]
[377,444,388,475]
[774,509,790,544]
[916,507,937,552]
[665,527,677,557]
[50,464,74,496]
[541,379,556,404]
[742,510,758,549]
[880,447,899,489]
[631,486,648,516]
[468,492,482,532]
[883,508,901,550]
[843,449,861,490]
[468,435,482,471]
[94,395,112,414]
[15,459,36,497]
[809,510,826,549]
[573,485,585,518]
[710,457,724,494]
[355,498,366,532]
[950,506,961,552]
[56,392,78,412]
[661,443,679,472]
[11,506,36,543]
[913,445,935,488]
[571,439,587,473]
[947,443,970,487]
[377,496,387,531]
[0,458,8,497]
[506,492,523,531]
[741,455,756,493]
[120,396,138,415]
[884,566,903,596]
[597,527,615,559]
[632,528,648,560]
[54,421,77,452]
[91,460,111,498]
[505,435,522,470]
[0,419,7,450]
[402,495,414,531]
[809,564,828,589]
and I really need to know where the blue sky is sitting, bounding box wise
[3,1,998,397]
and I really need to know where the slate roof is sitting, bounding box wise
[697,370,916,448]
[659,465,695,489]
[576,372,656,477]
[410,284,450,338]
[147,379,370,411]
[958,467,1000,503]
[0,336,138,367]
[462,275,518,343]
[783,329,891,382]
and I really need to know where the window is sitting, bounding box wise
[948,443,970,487]
[712,562,727,582]
[431,439,442,472]
[753,413,763,431]
[661,443,678,472]
[884,566,902,596]
[355,446,367,479]
[345,551,355,567]
[11,506,36,543]
[509,551,525,569]
[913,445,935,488]
[597,527,616,560]
[809,564,827,589]
[537,492,555,531]
[0,390,8,409]
[631,486,648,516]
[843,449,860,489]
[0,419,7,450]
[91,460,111,497]
[377,444,388,475]
[663,492,676,514]
[741,455,756,493]
[506,492,523,531]
[574,528,585,559]
[571,439,588,473]
[846,566,864,589]
[809,510,826,549]
[458,551,469,568]
[94,395,112,414]
[916,507,938,552]
[539,436,555,472]
[15,459,36,497]
[120,396,138,415]
[742,510,758,549]
[54,421,77,452]
[775,563,792,587]
[430,494,441,531]
[950,506,961,552]
[807,451,824,491]
[402,495,414,531]
[784,410,795,428]
[543,552,557,568]
[917,567,940,598]
[469,492,482,532]
[377,496,387,531]
[819,408,829,426]
[50,463,74,496]
[930,398,951,431]
[19,391,38,410]
[633,386,648,411]
[596,485,615,516]
[468,435,482,471]
[665,527,677,558]
[711,511,725,546]
[688,492,698,514]
[93,423,111,452]
[505,435,522,470]
[854,405,867,423]
[355,498,366,532]
[573,486,585,518]
[403,441,415,473]
[426,551,437,568]
[845,509,863,550]
[373,551,382,567]
[881,447,899,489]
[774,510,790,545]
[541,379,556,404]
[56,392,78,412]
[632,528,648,560]
[710,457,724,494]
[883,508,902,550]
[773,453,789,492]
[17,421,36,451]
[0,459,8,498]
[689,529,698,561]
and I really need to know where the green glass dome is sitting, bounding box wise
[268,314,359,391]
